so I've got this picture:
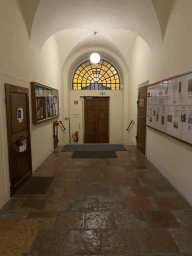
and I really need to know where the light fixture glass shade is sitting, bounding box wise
[90,53,100,64]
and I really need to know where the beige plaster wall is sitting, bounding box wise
[129,0,192,205]
[62,47,129,146]
[69,91,123,144]
[0,0,62,208]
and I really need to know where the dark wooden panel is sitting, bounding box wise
[84,97,97,143]
[97,97,109,143]
[53,121,58,149]
[137,86,147,155]
[5,84,32,197]
[84,97,109,143]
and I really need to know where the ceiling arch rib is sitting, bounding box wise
[15,0,40,36]
[151,0,177,39]
[55,30,133,73]
[30,0,162,51]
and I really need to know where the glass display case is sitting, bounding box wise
[31,82,59,124]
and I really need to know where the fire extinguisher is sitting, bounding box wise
[72,131,79,142]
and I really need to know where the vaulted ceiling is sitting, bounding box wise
[15,0,177,69]
[16,0,177,40]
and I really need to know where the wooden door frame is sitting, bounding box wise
[5,83,32,197]
[136,82,148,155]
[83,96,110,144]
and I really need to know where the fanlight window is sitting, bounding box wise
[72,59,120,90]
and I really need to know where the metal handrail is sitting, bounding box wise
[57,120,66,131]
[127,120,134,131]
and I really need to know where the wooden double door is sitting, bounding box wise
[84,97,109,143]
[5,84,32,196]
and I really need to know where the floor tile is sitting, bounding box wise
[16,199,47,212]
[0,212,29,220]
[1,145,192,256]
[40,217,57,230]
[101,229,141,254]
[27,211,57,219]
[54,212,84,230]
[169,227,192,254]
[63,230,102,255]
[143,210,180,228]
[135,185,156,197]
[116,210,148,229]
[135,228,179,253]
[172,209,192,229]
[119,177,140,187]
[68,197,99,211]
[0,219,20,232]
[84,211,117,229]
[44,198,69,211]
[0,219,42,256]
[124,197,154,210]
[101,229,119,254]
[0,199,22,212]
[153,196,192,210]
[28,229,65,256]
[99,198,126,211]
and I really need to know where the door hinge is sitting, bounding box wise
[5,98,7,106]
[135,135,138,140]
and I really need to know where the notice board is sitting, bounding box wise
[146,71,192,146]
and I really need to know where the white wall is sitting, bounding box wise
[129,0,192,205]
[0,0,62,208]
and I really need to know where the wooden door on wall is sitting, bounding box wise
[53,120,58,149]
[5,84,32,197]
[137,86,147,155]
[84,97,109,143]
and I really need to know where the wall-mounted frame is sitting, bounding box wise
[31,82,59,124]
[146,70,192,147]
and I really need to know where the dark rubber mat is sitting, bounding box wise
[16,177,54,194]
[72,151,117,158]
[61,144,126,152]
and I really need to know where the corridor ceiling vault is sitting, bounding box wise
[16,0,177,52]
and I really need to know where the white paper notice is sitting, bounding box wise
[147,73,192,145]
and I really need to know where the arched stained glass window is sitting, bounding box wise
[72,59,120,90]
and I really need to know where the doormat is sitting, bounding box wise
[16,176,54,194]
[72,151,117,158]
[61,144,126,152]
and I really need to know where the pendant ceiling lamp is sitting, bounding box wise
[90,32,100,64]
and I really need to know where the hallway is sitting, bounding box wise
[0,145,192,255]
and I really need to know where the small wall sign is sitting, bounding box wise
[100,92,106,96]
[74,100,78,104]
[17,107,24,123]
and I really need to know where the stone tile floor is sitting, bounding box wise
[0,145,192,255]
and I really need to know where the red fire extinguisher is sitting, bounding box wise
[72,131,79,142]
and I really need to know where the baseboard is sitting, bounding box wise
[32,148,53,173]
[147,154,192,206]
[0,190,10,210]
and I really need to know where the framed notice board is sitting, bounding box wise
[146,71,192,146]
[31,82,59,124]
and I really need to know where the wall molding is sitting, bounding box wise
[0,72,29,84]
[147,154,192,206]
